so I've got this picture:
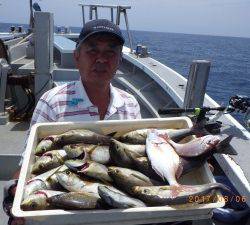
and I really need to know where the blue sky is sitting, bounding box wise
[0,0,249,38]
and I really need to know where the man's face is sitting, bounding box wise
[74,34,122,86]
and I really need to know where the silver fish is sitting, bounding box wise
[31,150,67,175]
[109,139,145,168]
[98,185,146,208]
[88,145,110,164]
[23,179,47,200]
[57,129,112,146]
[64,159,86,171]
[47,192,102,210]
[55,169,103,197]
[119,129,148,144]
[63,143,94,159]
[146,129,180,186]
[45,165,68,190]
[132,183,231,206]
[35,135,59,155]
[65,159,112,184]
[21,190,65,211]
[119,125,206,144]
[64,143,110,164]
[24,165,67,199]
[108,167,155,194]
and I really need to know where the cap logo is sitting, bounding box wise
[93,26,114,31]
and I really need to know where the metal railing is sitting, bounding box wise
[78,4,133,53]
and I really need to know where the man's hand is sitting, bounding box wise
[3,170,25,225]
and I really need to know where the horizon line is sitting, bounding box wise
[0,21,250,40]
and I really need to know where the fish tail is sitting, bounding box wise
[210,182,234,195]
[215,135,235,155]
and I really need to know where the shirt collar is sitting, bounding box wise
[76,78,125,110]
[105,84,125,119]
[109,84,125,108]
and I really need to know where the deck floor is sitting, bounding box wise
[0,121,29,155]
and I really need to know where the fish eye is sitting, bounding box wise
[66,170,71,175]
[30,202,37,209]
[143,189,149,194]
[114,169,119,173]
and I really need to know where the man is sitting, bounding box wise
[4,19,141,225]
[30,19,141,126]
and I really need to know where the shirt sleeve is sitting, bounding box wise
[30,96,57,126]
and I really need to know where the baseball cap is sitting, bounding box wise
[76,19,125,48]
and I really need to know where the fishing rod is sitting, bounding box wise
[158,106,227,118]
[158,95,250,131]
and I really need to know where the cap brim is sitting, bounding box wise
[76,30,125,48]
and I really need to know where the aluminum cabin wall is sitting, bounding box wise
[34,12,54,102]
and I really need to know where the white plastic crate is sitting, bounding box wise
[12,117,225,225]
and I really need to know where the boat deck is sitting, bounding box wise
[0,122,29,155]
[0,40,249,224]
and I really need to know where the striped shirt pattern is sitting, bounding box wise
[30,80,141,127]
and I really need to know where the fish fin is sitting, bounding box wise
[106,132,117,137]
[175,164,183,180]
[33,165,63,182]
[215,135,236,155]
[99,179,111,186]
[131,173,150,183]
[124,149,142,159]
[151,165,165,181]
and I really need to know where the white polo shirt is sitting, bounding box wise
[30,79,141,127]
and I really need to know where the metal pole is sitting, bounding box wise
[111,8,114,22]
[29,0,34,30]
[81,5,85,25]
[89,6,93,20]
[183,60,211,108]
[94,7,98,19]
[116,6,120,25]
[123,9,133,53]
